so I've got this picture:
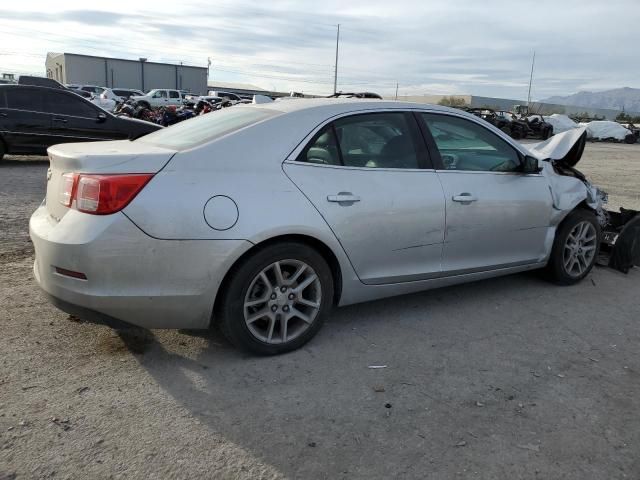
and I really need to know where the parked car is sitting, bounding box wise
[130,89,187,108]
[466,107,528,139]
[18,76,66,89]
[31,100,615,355]
[0,85,162,159]
[69,88,93,98]
[111,88,145,100]
[207,90,242,102]
[66,87,117,111]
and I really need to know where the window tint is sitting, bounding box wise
[169,90,180,99]
[422,113,521,172]
[6,88,45,111]
[45,91,97,117]
[299,126,341,166]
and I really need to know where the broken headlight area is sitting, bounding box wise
[598,208,640,274]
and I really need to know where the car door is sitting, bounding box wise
[146,90,166,107]
[45,89,126,143]
[284,111,446,285]
[419,112,553,275]
[168,90,181,106]
[0,86,56,153]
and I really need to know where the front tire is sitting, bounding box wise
[547,209,601,285]
[217,242,334,355]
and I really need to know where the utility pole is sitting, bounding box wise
[333,24,340,94]
[527,51,536,111]
[395,82,399,100]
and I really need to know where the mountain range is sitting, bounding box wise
[542,87,640,112]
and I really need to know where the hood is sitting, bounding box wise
[526,127,587,167]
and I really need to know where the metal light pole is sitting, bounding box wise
[527,51,535,111]
[139,57,147,92]
[333,24,340,94]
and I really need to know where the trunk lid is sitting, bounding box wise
[526,127,587,167]
[45,140,176,221]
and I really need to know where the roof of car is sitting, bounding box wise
[261,98,457,116]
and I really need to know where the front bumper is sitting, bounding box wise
[30,205,252,329]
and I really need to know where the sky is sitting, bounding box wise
[0,0,637,99]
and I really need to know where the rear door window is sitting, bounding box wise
[297,112,423,169]
[45,91,98,118]
[169,90,180,99]
[299,126,342,166]
[6,88,45,112]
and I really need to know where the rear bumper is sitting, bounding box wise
[30,205,252,329]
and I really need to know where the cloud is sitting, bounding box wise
[0,0,637,97]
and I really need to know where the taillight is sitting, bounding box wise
[59,173,78,207]
[60,173,153,215]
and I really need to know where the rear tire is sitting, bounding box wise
[217,242,334,355]
[546,209,601,285]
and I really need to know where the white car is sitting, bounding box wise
[91,96,117,112]
[130,89,186,108]
[31,100,624,354]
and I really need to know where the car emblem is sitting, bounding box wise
[46,169,52,181]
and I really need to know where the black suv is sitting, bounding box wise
[0,85,162,160]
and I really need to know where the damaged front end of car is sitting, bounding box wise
[528,128,640,273]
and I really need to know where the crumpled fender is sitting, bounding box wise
[525,128,603,225]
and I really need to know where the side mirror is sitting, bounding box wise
[522,155,542,174]
[97,112,107,123]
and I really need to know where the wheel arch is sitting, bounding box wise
[211,233,344,326]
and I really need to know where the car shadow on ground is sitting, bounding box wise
[113,269,625,478]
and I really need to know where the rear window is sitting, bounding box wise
[137,107,278,150]
[6,88,44,111]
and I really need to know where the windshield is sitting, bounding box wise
[137,106,279,150]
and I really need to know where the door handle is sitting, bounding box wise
[52,117,68,123]
[452,193,478,203]
[0,112,7,117]
[327,193,361,204]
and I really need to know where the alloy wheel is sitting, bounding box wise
[562,221,597,278]
[243,260,322,344]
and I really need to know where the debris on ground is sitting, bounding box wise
[454,440,467,447]
[517,443,540,452]
[373,385,386,392]
[51,417,72,431]
[368,365,387,369]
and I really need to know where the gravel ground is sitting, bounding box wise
[1,144,639,479]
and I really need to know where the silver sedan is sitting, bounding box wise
[30,99,603,354]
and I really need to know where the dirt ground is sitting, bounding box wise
[1,143,639,479]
